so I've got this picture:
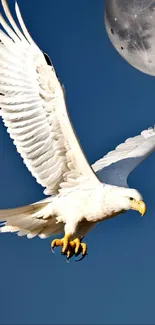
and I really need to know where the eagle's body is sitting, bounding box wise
[51,184,143,238]
[0,0,152,261]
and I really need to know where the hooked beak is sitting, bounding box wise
[130,200,146,216]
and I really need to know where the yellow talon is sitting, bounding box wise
[69,238,81,255]
[66,249,74,259]
[81,243,87,256]
[51,235,87,261]
[61,233,71,254]
[51,233,71,255]
[51,238,62,247]
[74,238,81,254]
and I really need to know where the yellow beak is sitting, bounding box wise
[130,200,146,216]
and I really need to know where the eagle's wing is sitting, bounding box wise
[0,0,99,196]
[92,127,155,187]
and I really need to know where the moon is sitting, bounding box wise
[104,0,155,76]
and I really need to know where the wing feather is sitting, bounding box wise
[92,127,155,187]
[0,0,99,195]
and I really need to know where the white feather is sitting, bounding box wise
[0,199,64,238]
[92,127,155,187]
[0,0,99,198]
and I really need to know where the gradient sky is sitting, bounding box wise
[0,0,155,324]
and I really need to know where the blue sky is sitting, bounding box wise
[0,0,155,324]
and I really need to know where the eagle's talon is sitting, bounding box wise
[74,238,81,254]
[75,252,88,262]
[51,235,87,262]
[66,258,70,263]
[75,246,82,257]
[75,242,88,261]
[62,234,71,254]
[66,249,74,259]
[51,234,71,254]
[51,238,62,251]
[81,242,87,256]
[69,238,81,255]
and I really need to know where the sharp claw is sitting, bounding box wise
[75,253,88,262]
[75,242,88,261]
[66,249,74,260]
[51,238,62,251]
[66,258,70,263]
[66,250,74,263]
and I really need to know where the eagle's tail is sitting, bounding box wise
[0,199,63,239]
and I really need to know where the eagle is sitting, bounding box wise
[0,0,152,262]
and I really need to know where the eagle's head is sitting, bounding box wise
[117,187,146,216]
[104,185,146,217]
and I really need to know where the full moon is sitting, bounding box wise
[104,0,155,76]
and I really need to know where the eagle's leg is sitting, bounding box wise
[51,233,71,254]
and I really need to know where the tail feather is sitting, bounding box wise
[0,199,63,239]
[0,202,47,219]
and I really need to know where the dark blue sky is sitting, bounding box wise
[0,0,155,324]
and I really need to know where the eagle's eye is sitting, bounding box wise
[130,197,134,201]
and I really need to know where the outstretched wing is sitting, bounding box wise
[92,127,155,187]
[0,0,99,196]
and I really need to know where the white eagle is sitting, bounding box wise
[0,0,152,262]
